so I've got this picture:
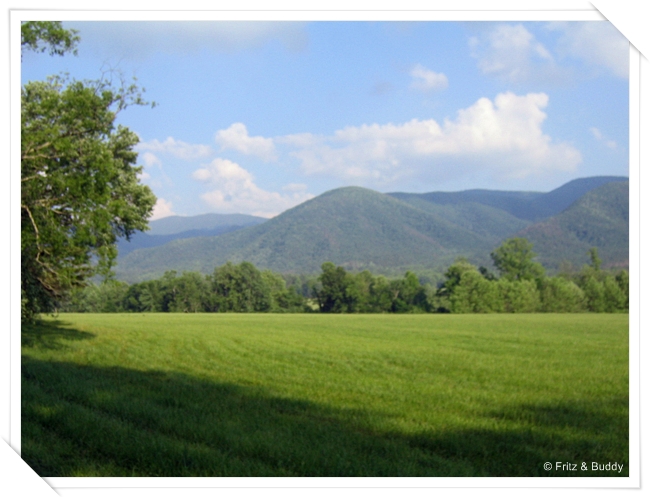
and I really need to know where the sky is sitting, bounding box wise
[21,20,630,220]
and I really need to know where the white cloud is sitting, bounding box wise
[590,127,617,149]
[141,152,162,168]
[409,64,448,91]
[137,137,213,161]
[150,198,175,220]
[286,92,581,185]
[548,21,629,79]
[215,123,277,162]
[192,158,313,217]
[470,23,559,84]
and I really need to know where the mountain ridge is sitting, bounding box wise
[114,176,629,282]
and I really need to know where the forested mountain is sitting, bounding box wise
[117,213,267,256]
[515,180,629,270]
[114,177,629,282]
[389,176,627,221]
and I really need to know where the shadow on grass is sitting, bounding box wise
[407,396,628,477]
[21,319,95,350]
[21,354,629,478]
[21,322,628,478]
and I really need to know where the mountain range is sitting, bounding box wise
[116,213,266,256]
[114,176,629,282]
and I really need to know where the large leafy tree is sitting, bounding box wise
[490,237,545,282]
[21,22,156,319]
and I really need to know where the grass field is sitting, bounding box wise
[21,313,629,477]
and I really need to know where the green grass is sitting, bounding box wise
[21,313,628,477]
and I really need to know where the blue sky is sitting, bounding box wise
[21,20,630,219]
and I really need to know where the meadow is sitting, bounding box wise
[21,313,629,477]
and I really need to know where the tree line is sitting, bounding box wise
[61,238,629,314]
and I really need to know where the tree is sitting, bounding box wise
[210,262,272,312]
[389,271,428,313]
[437,259,499,313]
[490,237,545,282]
[21,23,157,319]
[449,269,499,313]
[582,276,606,312]
[496,279,540,313]
[316,262,351,312]
[539,277,586,312]
[588,247,602,272]
[615,270,629,310]
[21,21,80,57]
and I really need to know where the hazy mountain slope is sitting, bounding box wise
[117,213,268,256]
[115,187,494,282]
[389,176,628,221]
[515,180,629,270]
[389,189,541,220]
[146,213,267,236]
[117,225,261,257]
[525,176,629,221]
[384,197,531,240]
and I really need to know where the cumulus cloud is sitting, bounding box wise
[137,137,213,161]
[409,64,448,91]
[285,92,581,185]
[150,198,175,220]
[590,127,617,149]
[215,123,277,162]
[192,158,313,217]
[548,21,629,79]
[141,152,162,168]
[470,24,557,84]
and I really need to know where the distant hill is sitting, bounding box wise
[389,176,628,221]
[515,180,629,270]
[114,177,629,282]
[115,187,497,281]
[146,213,267,236]
[117,213,267,256]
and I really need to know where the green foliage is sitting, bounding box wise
[315,263,431,313]
[448,267,500,313]
[589,247,602,272]
[582,276,606,312]
[63,263,308,314]
[61,238,628,314]
[21,21,80,57]
[539,277,586,312]
[491,237,545,282]
[211,262,273,312]
[616,270,629,309]
[566,248,630,313]
[495,279,540,313]
[602,276,627,313]
[21,24,156,319]
[65,281,130,313]
[316,262,351,312]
